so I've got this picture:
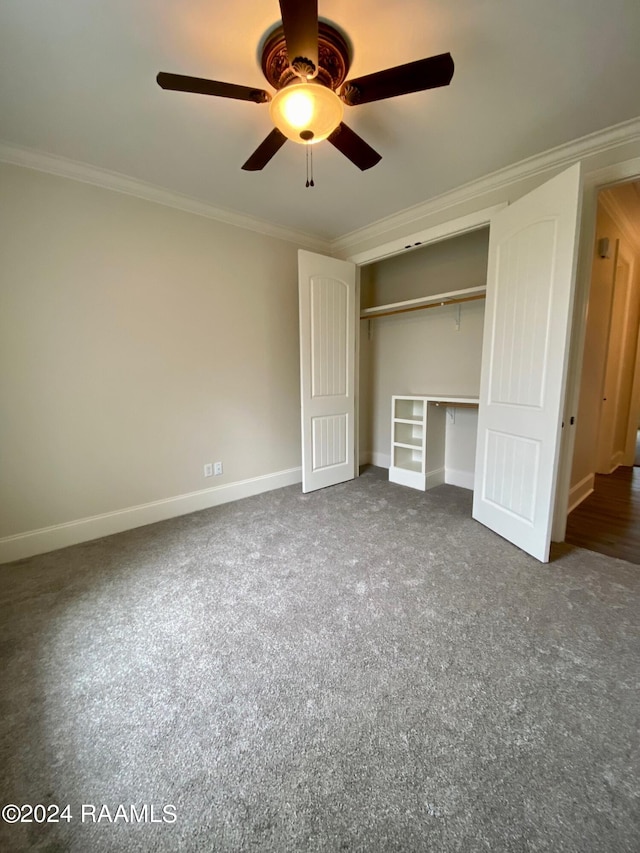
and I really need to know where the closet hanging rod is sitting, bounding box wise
[431,400,479,408]
[360,286,486,320]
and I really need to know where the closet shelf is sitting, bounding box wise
[360,285,486,320]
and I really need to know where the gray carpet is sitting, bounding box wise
[1,466,638,852]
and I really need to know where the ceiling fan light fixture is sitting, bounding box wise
[269,81,344,144]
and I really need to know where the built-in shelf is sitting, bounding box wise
[389,395,480,491]
[360,285,486,320]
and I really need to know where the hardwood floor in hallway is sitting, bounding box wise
[565,465,640,564]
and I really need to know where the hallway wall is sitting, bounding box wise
[570,193,640,509]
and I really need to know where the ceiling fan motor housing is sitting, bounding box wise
[261,22,351,92]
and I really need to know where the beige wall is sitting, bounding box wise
[0,163,302,545]
[359,229,489,470]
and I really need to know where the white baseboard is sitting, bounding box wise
[389,465,426,490]
[0,467,302,565]
[567,472,595,514]
[370,451,391,469]
[362,453,474,491]
[426,467,446,490]
[445,468,475,491]
[610,451,625,470]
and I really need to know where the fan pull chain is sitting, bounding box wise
[305,146,315,188]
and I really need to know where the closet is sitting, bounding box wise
[358,227,490,491]
[298,162,584,562]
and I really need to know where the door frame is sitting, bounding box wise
[595,245,635,473]
[343,155,640,545]
[553,155,640,539]
[345,206,506,268]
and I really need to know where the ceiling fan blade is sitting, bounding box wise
[279,0,318,72]
[327,123,381,171]
[157,72,270,104]
[340,53,454,106]
[241,129,288,171]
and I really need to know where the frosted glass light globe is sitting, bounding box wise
[269,81,344,144]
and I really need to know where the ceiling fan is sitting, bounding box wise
[157,0,454,172]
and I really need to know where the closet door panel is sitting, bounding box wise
[473,164,583,562]
[299,251,356,493]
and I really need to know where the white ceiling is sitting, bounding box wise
[2,0,640,242]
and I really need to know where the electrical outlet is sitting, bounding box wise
[214,461,223,476]
[203,463,213,478]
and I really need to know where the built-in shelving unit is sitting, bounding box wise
[360,285,486,320]
[389,395,480,491]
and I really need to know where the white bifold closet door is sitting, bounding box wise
[298,250,357,493]
[472,163,583,563]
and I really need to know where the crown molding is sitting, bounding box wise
[331,116,640,254]
[0,141,332,254]
[599,186,640,254]
[3,116,640,259]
